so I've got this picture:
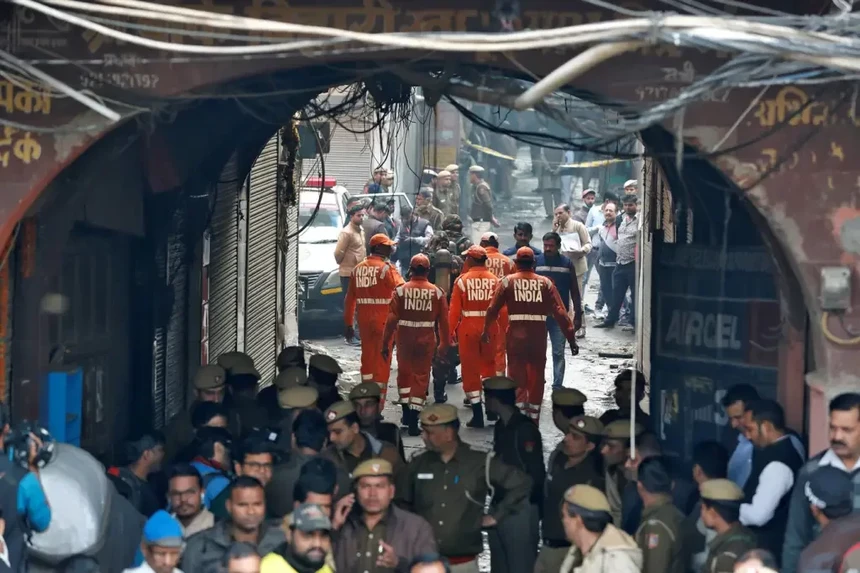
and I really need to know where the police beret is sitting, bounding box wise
[324,400,356,424]
[419,404,458,426]
[423,169,438,177]
[437,170,451,178]
[274,367,308,390]
[278,385,318,409]
[602,419,644,439]
[552,388,587,407]
[563,485,611,513]
[700,478,745,502]
[229,361,262,380]
[352,458,393,480]
[468,165,485,174]
[193,365,226,390]
[624,179,638,188]
[348,382,381,400]
[568,416,604,437]
[277,346,306,371]
[309,354,343,375]
[445,164,459,172]
[483,376,517,391]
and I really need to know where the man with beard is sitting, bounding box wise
[600,420,642,528]
[262,504,333,573]
[181,476,285,573]
[333,459,436,573]
[536,415,605,573]
[167,464,214,538]
[348,382,404,461]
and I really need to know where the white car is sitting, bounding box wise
[297,180,413,323]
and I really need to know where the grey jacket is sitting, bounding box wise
[180,520,285,573]
[781,449,860,573]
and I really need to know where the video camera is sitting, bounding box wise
[5,421,56,470]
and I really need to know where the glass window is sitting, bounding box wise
[299,191,342,229]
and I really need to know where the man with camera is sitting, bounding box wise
[0,406,52,572]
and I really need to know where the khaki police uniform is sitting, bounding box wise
[559,485,643,573]
[602,420,642,527]
[396,404,532,573]
[164,364,226,462]
[348,383,405,462]
[700,479,757,573]
[217,351,265,438]
[551,388,587,432]
[536,416,606,573]
[635,496,685,573]
[259,366,308,425]
[484,377,543,573]
[322,401,403,480]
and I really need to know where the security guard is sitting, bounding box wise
[164,364,227,462]
[600,419,642,527]
[699,479,757,573]
[308,354,344,412]
[348,382,405,462]
[551,388,587,433]
[258,366,308,424]
[634,457,685,573]
[397,404,531,573]
[537,416,606,573]
[483,377,544,573]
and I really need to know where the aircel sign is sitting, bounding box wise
[656,294,779,369]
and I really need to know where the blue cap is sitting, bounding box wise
[144,510,184,548]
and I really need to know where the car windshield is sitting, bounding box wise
[299,190,342,243]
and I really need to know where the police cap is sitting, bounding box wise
[277,346,306,371]
[216,351,254,372]
[352,458,393,480]
[309,354,343,375]
[193,365,226,390]
[324,400,356,424]
[602,419,644,439]
[563,485,611,513]
[445,164,459,172]
[419,403,458,426]
[469,165,485,174]
[274,367,308,390]
[483,376,517,391]
[348,382,382,400]
[552,388,587,407]
[437,170,451,178]
[700,478,745,502]
[278,385,318,409]
[568,416,604,437]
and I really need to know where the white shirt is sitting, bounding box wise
[819,447,858,472]
[739,437,796,527]
[123,564,183,573]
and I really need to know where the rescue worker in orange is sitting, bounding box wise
[449,245,502,428]
[482,246,580,422]
[344,233,405,399]
[480,232,514,376]
[382,254,450,436]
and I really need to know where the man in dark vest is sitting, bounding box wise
[740,399,804,565]
[0,406,51,572]
[347,382,404,462]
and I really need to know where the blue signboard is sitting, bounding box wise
[650,244,781,464]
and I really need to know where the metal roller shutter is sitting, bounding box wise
[208,153,240,360]
[321,122,374,194]
[245,134,280,382]
[164,222,188,423]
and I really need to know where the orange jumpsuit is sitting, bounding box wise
[484,246,514,375]
[344,255,405,398]
[449,265,500,405]
[484,271,575,420]
[382,277,450,410]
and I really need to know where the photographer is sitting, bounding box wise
[0,404,52,572]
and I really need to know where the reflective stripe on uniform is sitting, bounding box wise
[357,298,389,305]
[362,373,373,380]
[398,320,435,327]
[501,276,510,288]
[399,387,411,395]
[396,286,404,296]
[509,314,545,322]
[535,266,570,273]
[409,396,425,406]
[462,310,487,317]
[465,391,482,399]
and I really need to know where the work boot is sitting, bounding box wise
[400,404,410,428]
[466,403,485,428]
[407,409,421,437]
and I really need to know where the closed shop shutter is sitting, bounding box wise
[321,121,374,194]
[245,134,280,382]
[164,221,188,423]
[208,153,240,360]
